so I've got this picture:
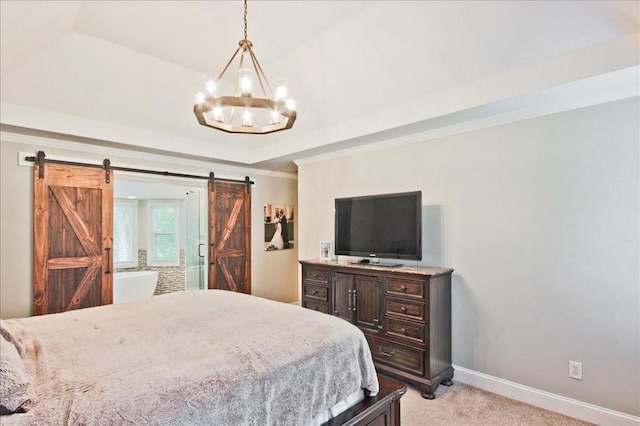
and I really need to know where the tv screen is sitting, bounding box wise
[335,191,422,261]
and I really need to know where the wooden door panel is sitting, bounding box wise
[34,163,113,315]
[47,268,102,313]
[49,187,101,256]
[333,272,354,322]
[355,275,383,332]
[208,181,251,294]
[214,256,247,292]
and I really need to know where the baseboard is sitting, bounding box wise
[452,365,639,426]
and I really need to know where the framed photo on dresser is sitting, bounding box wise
[320,241,332,261]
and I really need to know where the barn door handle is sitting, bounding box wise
[105,247,112,274]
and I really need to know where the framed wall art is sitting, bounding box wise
[264,204,294,251]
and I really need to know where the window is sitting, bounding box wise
[113,200,138,268]
[147,201,180,266]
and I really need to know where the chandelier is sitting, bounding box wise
[193,0,296,134]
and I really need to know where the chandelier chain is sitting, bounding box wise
[243,0,248,40]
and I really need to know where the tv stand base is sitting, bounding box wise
[348,259,404,267]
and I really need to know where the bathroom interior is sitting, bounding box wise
[113,176,208,303]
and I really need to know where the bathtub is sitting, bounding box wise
[113,271,159,304]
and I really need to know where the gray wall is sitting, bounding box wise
[0,139,298,319]
[296,98,639,416]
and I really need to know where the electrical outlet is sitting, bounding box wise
[569,361,583,380]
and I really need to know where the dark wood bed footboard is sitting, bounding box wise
[324,376,407,426]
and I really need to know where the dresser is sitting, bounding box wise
[300,259,454,399]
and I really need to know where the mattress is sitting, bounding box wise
[1,290,379,425]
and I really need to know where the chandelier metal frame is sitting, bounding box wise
[193,0,296,134]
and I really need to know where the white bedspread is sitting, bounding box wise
[1,290,379,425]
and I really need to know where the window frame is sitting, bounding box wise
[113,199,139,269]
[147,200,180,267]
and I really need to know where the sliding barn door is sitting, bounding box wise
[33,163,113,315]
[208,180,251,293]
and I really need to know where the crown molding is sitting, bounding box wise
[1,130,297,181]
[295,66,639,167]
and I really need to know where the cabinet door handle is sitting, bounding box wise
[379,348,395,357]
[353,290,357,311]
[347,289,353,311]
[373,318,383,330]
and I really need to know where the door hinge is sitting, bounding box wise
[37,151,46,179]
[103,159,111,183]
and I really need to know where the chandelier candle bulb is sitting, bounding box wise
[286,98,296,110]
[195,92,205,104]
[275,80,288,101]
[242,109,253,127]
[270,110,280,124]
[213,107,224,122]
[205,78,217,95]
[239,69,253,96]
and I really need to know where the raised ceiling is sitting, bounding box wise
[1,1,638,172]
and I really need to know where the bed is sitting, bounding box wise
[0,290,404,425]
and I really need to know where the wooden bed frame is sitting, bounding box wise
[325,375,407,426]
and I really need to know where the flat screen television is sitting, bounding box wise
[334,191,422,263]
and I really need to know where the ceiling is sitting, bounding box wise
[1,1,638,172]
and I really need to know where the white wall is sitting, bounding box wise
[296,98,639,417]
[0,137,299,319]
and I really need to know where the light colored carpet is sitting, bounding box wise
[400,382,594,425]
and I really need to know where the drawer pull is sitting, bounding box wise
[311,290,318,295]
[400,328,406,333]
[313,306,319,311]
[312,273,319,278]
[379,348,395,358]
[400,285,407,291]
[400,306,407,313]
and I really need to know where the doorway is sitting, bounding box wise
[114,176,208,293]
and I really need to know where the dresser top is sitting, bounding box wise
[299,259,454,277]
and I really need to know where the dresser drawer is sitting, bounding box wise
[385,298,425,322]
[303,300,330,314]
[303,267,329,284]
[385,278,425,299]
[303,284,329,302]
[366,336,425,376]
[385,317,426,345]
